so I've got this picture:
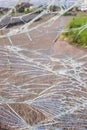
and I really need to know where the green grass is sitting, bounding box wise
[61,16,87,48]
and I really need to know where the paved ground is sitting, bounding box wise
[0,15,87,130]
[54,40,87,57]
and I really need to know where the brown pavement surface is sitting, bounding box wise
[54,40,87,57]
[0,15,87,130]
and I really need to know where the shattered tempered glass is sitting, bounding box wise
[0,0,87,130]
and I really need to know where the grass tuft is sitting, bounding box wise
[61,16,87,48]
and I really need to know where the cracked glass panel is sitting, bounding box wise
[0,0,87,130]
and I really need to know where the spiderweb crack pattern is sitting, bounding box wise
[0,0,87,130]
